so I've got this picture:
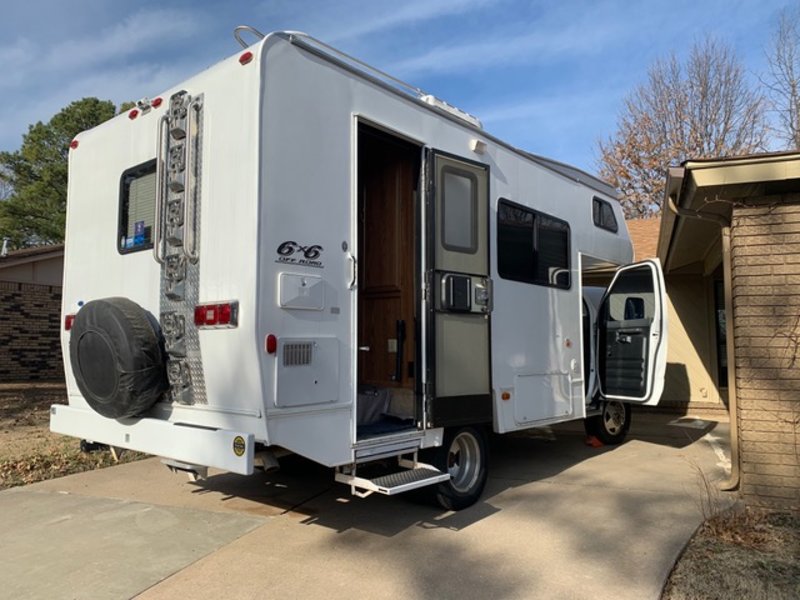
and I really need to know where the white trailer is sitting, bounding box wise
[52,28,667,510]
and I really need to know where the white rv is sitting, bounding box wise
[52,28,667,510]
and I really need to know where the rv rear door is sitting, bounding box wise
[598,259,667,406]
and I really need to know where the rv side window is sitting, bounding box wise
[592,197,618,233]
[118,159,157,254]
[441,167,478,253]
[497,199,571,289]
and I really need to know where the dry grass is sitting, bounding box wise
[662,506,800,600]
[0,386,146,490]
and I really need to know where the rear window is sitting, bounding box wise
[118,159,156,254]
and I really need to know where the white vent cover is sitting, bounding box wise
[283,342,313,367]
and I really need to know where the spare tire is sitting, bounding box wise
[69,297,168,419]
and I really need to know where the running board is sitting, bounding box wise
[335,462,449,498]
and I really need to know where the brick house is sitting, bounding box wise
[660,151,800,510]
[0,244,64,382]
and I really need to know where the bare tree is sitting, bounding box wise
[764,7,800,150]
[598,38,768,218]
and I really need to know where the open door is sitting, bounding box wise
[423,151,492,427]
[598,259,667,406]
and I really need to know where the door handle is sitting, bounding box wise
[391,320,406,382]
[347,253,357,290]
[616,333,632,344]
[358,346,370,352]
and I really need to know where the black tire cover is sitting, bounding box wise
[69,297,168,419]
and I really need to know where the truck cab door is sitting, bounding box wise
[598,259,667,406]
[421,151,492,427]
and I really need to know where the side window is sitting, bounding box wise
[441,167,477,253]
[593,197,618,233]
[497,199,571,289]
[606,266,655,321]
[118,159,157,254]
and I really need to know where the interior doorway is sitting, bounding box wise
[356,124,420,439]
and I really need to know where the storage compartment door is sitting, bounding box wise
[598,259,667,405]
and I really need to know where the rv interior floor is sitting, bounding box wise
[356,386,416,440]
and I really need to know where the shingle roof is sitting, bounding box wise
[626,218,660,261]
[0,243,64,268]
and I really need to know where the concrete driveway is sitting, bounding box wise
[0,412,731,599]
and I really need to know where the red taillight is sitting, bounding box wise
[128,108,139,120]
[69,139,79,149]
[194,301,238,328]
[266,334,277,354]
[65,314,76,331]
[239,51,253,65]
[151,97,163,108]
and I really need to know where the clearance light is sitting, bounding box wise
[64,314,76,331]
[239,51,254,65]
[265,334,277,354]
[128,109,139,120]
[151,97,163,108]
[194,301,239,329]
[69,139,79,149]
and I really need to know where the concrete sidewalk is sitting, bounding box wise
[0,412,731,599]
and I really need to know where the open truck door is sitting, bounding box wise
[598,259,667,407]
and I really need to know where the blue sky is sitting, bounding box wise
[0,0,794,173]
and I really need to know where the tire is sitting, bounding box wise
[425,425,488,511]
[69,297,168,419]
[584,400,631,445]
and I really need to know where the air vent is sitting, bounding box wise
[283,342,313,367]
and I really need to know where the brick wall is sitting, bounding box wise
[730,196,800,510]
[0,281,64,382]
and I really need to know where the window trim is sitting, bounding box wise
[592,196,619,233]
[117,158,157,255]
[440,165,478,254]
[497,198,572,290]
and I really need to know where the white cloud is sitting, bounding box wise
[326,0,501,42]
[0,8,207,91]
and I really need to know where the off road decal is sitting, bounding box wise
[276,241,324,268]
[232,435,246,457]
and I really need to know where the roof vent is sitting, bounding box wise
[420,94,482,129]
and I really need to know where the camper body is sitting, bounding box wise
[52,31,667,508]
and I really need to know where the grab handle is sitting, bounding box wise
[152,115,169,264]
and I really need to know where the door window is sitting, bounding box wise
[441,168,477,253]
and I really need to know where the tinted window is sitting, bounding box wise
[441,168,477,253]
[606,266,655,321]
[497,199,570,289]
[119,160,156,254]
[593,197,618,233]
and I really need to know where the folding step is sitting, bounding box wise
[335,464,450,498]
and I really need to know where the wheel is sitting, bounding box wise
[584,400,631,445]
[69,297,168,419]
[425,425,488,511]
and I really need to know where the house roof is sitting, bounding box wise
[626,218,661,261]
[0,244,64,270]
[658,150,800,274]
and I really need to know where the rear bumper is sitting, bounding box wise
[50,404,254,475]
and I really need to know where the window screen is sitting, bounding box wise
[118,159,157,254]
[593,197,618,233]
[497,199,570,289]
[441,168,477,253]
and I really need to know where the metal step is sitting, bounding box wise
[335,465,449,498]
